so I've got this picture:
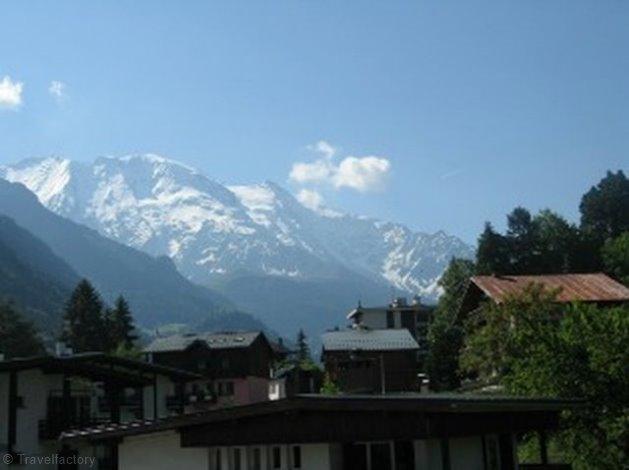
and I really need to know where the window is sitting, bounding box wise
[370,443,392,470]
[252,448,261,470]
[292,446,301,469]
[213,448,222,470]
[218,381,234,397]
[272,446,281,469]
[386,311,394,328]
[233,448,242,470]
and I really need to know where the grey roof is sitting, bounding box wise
[321,328,419,352]
[145,331,262,353]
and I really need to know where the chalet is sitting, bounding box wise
[0,351,200,469]
[60,394,578,470]
[268,365,323,401]
[346,297,433,356]
[321,328,420,394]
[145,331,278,408]
[458,272,629,317]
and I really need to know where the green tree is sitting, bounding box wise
[580,170,629,242]
[296,329,311,364]
[533,210,581,273]
[426,257,475,391]
[60,279,107,353]
[476,222,510,275]
[320,371,341,395]
[0,302,45,358]
[460,286,629,469]
[506,207,539,272]
[602,232,629,286]
[107,296,137,350]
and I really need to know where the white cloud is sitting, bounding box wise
[289,140,391,193]
[334,156,391,191]
[296,188,324,210]
[289,159,333,184]
[48,80,66,101]
[0,76,23,110]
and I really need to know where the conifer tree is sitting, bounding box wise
[60,279,106,352]
[296,329,311,364]
[0,302,45,359]
[108,296,137,349]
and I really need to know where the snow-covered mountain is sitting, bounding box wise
[0,155,473,304]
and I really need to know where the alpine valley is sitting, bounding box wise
[0,155,473,337]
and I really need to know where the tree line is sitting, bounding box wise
[0,279,137,359]
[426,170,628,469]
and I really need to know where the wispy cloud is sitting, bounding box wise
[48,80,66,101]
[290,140,391,192]
[440,167,465,180]
[0,76,23,110]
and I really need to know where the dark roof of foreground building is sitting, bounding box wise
[60,394,581,444]
[468,273,629,304]
[0,352,202,384]
[322,328,419,352]
[145,331,264,353]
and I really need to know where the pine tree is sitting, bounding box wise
[60,279,106,353]
[108,296,137,350]
[426,257,475,391]
[580,170,629,242]
[476,222,510,275]
[296,329,311,364]
[0,302,45,359]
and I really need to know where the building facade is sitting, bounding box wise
[0,352,200,470]
[61,394,576,470]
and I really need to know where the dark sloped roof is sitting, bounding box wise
[470,273,629,303]
[322,328,419,352]
[60,394,581,443]
[0,353,202,382]
[145,331,262,353]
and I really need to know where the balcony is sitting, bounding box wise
[38,417,109,440]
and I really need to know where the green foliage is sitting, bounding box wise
[320,371,341,395]
[0,302,45,358]
[426,257,475,391]
[477,209,584,276]
[602,232,629,286]
[580,170,629,242]
[106,296,138,350]
[61,279,107,352]
[296,328,311,363]
[61,281,138,353]
[460,287,629,469]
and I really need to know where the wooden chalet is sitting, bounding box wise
[145,331,278,408]
[321,328,420,394]
[459,272,629,317]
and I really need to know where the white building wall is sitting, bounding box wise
[0,372,8,449]
[119,431,209,470]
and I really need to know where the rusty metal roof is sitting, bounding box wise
[470,273,629,303]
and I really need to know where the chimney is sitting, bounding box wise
[55,342,73,357]
[392,297,407,308]
[412,295,422,306]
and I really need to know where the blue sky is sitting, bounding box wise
[0,1,627,243]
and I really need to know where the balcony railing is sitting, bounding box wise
[38,417,109,440]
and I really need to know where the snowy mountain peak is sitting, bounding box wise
[1,156,474,300]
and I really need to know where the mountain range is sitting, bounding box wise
[1,155,473,337]
[0,179,266,335]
